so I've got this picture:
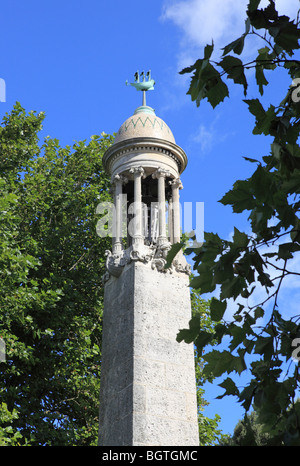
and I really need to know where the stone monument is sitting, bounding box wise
[98,72,199,446]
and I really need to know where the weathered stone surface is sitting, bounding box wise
[98,261,199,446]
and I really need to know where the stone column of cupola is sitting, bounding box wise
[170,178,183,244]
[129,166,145,248]
[152,168,170,246]
[168,196,174,244]
[112,173,128,254]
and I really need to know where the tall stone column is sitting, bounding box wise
[129,166,144,249]
[168,197,174,244]
[153,168,170,246]
[170,178,182,244]
[112,174,127,254]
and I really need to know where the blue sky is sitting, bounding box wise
[1,0,300,438]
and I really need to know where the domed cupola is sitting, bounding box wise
[102,71,190,277]
[114,105,176,145]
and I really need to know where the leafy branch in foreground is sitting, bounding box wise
[180,0,300,107]
[186,291,226,445]
[180,0,300,445]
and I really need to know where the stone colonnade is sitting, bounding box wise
[111,166,182,254]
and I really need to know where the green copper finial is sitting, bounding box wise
[126,70,155,107]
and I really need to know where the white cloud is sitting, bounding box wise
[191,110,236,154]
[161,0,300,65]
[162,0,247,51]
[193,124,215,152]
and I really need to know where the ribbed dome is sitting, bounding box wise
[114,106,175,144]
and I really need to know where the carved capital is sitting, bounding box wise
[169,177,183,189]
[111,173,128,185]
[129,166,145,178]
[152,168,171,179]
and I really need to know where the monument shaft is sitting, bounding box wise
[98,75,199,446]
[99,261,199,446]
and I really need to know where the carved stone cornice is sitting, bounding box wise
[103,243,191,282]
[103,137,188,176]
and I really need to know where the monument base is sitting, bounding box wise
[98,261,199,446]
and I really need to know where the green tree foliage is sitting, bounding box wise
[188,290,227,445]
[220,411,280,446]
[0,402,25,446]
[179,0,300,445]
[0,103,113,445]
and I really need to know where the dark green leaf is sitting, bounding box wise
[194,330,214,352]
[254,307,264,319]
[229,324,247,351]
[176,315,200,343]
[243,156,260,163]
[233,227,249,248]
[254,336,274,359]
[274,21,300,53]
[216,377,240,399]
[248,7,270,29]
[250,164,274,202]
[256,63,269,95]
[222,35,246,56]
[278,240,300,261]
[247,0,261,13]
[210,297,226,321]
[203,350,246,378]
[204,42,214,60]
[244,99,277,135]
[206,76,229,108]
[220,179,255,212]
[164,241,185,269]
[219,55,248,95]
[184,59,229,108]
[220,277,243,300]
[179,59,201,75]
[244,98,265,121]
[190,265,215,294]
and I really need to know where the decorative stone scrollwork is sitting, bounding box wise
[151,257,168,273]
[172,254,192,275]
[151,243,191,275]
[105,249,130,278]
[103,242,191,280]
[130,247,154,263]
[104,244,154,279]
[151,241,171,273]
